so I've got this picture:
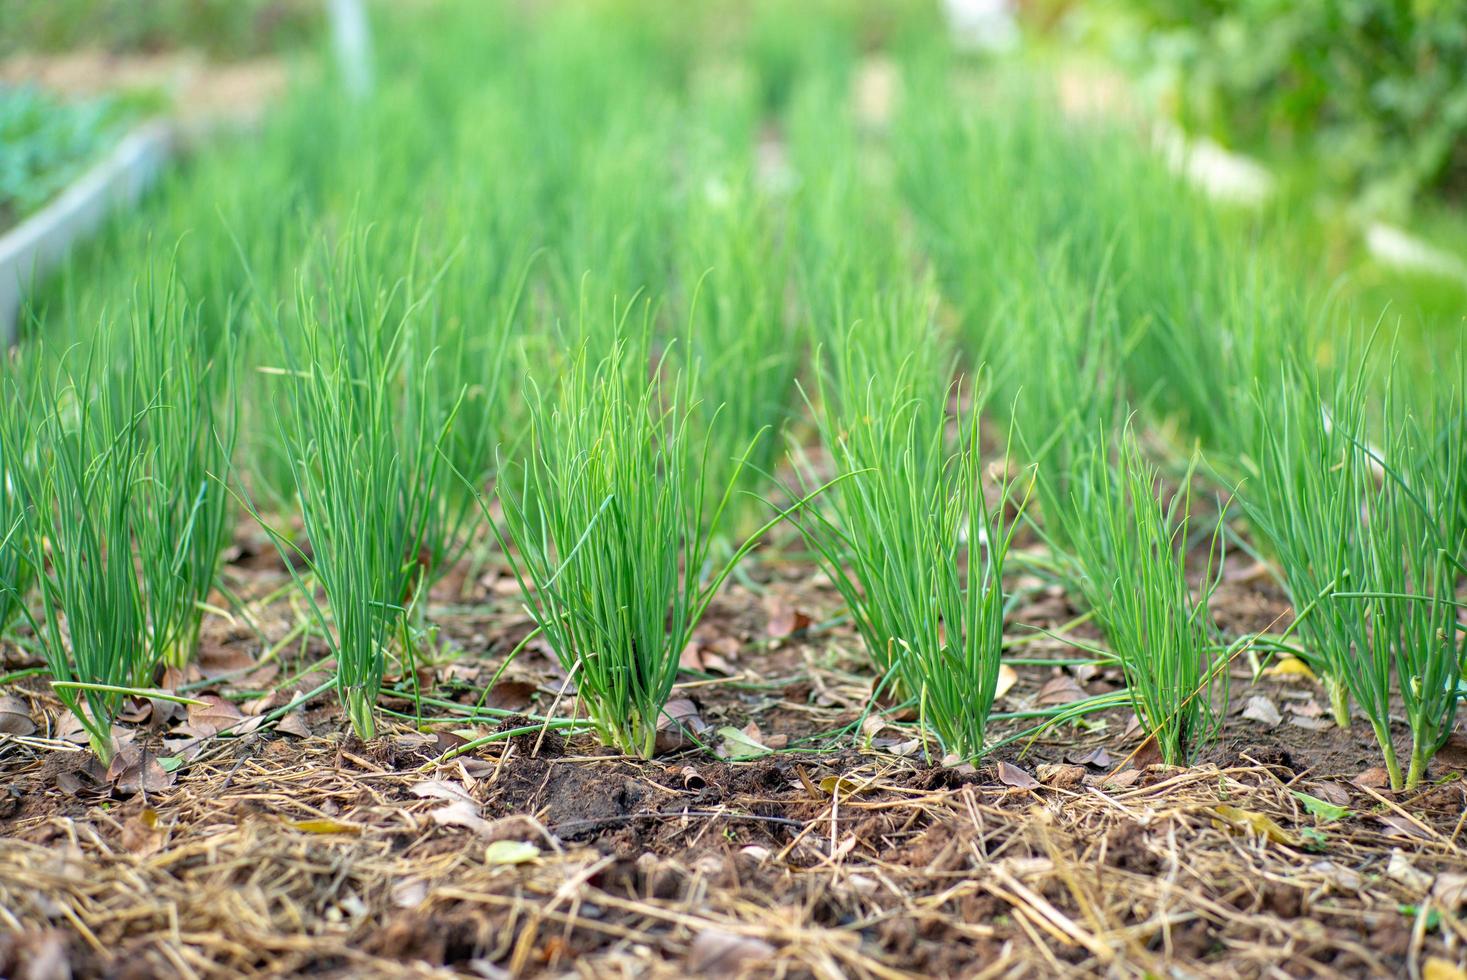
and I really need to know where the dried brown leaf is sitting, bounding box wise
[764,596,811,640]
[1036,763,1085,789]
[1036,673,1085,706]
[997,761,1039,791]
[994,664,1019,699]
[0,695,36,736]
[107,746,175,794]
[186,694,244,736]
[481,680,537,712]
[1241,696,1282,728]
[687,929,775,977]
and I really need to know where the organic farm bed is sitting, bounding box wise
[1,2,1464,978]
[2,529,1466,978]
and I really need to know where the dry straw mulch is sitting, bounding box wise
[3,720,1467,979]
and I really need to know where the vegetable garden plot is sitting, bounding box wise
[0,2,1465,977]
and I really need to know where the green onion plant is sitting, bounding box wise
[1063,423,1226,765]
[489,326,771,758]
[1241,356,1373,730]
[792,315,1028,761]
[0,349,36,638]
[258,253,459,740]
[1330,364,1463,789]
[119,277,237,667]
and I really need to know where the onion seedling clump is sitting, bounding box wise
[259,249,459,741]
[490,328,770,759]
[1063,425,1226,766]
[1,283,235,762]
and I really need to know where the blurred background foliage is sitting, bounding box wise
[1039,0,1467,217]
[0,0,321,60]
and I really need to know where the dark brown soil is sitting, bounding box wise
[2,523,1465,979]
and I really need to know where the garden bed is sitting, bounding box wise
[0,117,171,342]
[1,524,1465,978]
[0,2,1463,977]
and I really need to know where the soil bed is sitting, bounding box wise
[1,526,1465,978]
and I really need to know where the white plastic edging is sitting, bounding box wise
[0,119,174,345]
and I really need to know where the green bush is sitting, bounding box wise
[0,85,130,227]
[1093,0,1467,211]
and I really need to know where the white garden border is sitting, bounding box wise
[0,119,174,344]
[0,0,374,345]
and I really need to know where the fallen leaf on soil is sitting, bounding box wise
[412,779,477,806]
[1353,767,1391,789]
[0,695,35,735]
[655,698,708,754]
[887,737,924,757]
[680,632,741,675]
[1068,746,1112,768]
[276,712,311,738]
[1241,696,1282,728]
[1423,958,1467,980]
[160,735,206,766]
[481,680,537,712]
[1386,850,1432,891]
[120,807,164,856]
[392,879,429,909]
[764,596,811,640]
[1130,737,1163,769]
[1293,791,1348,823]
[997,761,1039,791]
[1263,656,1317,681]
[242,692,278,716]
[1432,732,1467,772]
[484,840,539,865]
[1433,873,1467,910]
[1223,559,1272,584]
[198,644,278,684]
[687,929,775,977]
[1036,674,1086,706]
[994,664,1018,699]
[679,640,706,672]
[1309,860,1362,892]
[430,799,491,834]
[1212,805,1296,846]
[1377,814,1431,841]
[1090,768,1141,790]
[436,729,471,754]
[718,724,772,761]
[288,819,361,835]
[1290,716,1333,730]
[186,695,245,736]
[54,756,108,796]
[1288,698,1325,719]
[107,746,176,794]
[118,697,161,727]
[160,666,201,690]
[1037,763,1085,789]
[54,709,96,746]
[818,775,869,799]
